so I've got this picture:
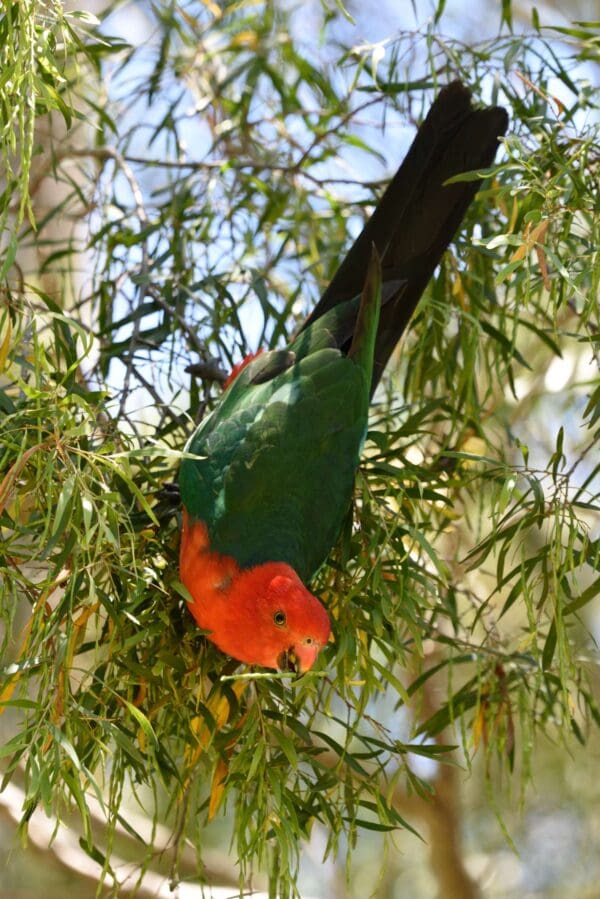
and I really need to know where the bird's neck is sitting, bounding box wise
[179,510,242,626]
[180,509,291,666]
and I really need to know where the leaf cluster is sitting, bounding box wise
[0,2,598,896]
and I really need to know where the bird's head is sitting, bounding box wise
[218,563,331,673]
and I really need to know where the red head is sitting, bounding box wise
[181,513,330,672]
[212,563,331,672]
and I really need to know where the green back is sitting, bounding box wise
[179,279,380,583]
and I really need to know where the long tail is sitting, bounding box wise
[302,81,509,389]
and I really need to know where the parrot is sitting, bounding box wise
[179,81,509,673]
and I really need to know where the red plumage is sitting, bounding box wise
[180,510,331,671]
[179,84,508,672]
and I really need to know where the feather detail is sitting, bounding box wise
[180,509,240,608]
[180,509,330,671]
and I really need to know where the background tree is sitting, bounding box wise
[0,1,598,897]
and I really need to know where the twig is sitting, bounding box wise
[184,359,227,383]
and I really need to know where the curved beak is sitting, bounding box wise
[277,642,322,674]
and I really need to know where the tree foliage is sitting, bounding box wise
[0,1,598,896]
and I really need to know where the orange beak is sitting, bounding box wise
[290,642,323,674]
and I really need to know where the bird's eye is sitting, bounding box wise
[304,637,313,645]
[273,610,286,627]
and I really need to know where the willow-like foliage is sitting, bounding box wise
[0,2,598,896]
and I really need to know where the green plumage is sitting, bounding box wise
[179,254,381,583]
[179,84,509,584]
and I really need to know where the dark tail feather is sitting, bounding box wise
[302,81,509,389]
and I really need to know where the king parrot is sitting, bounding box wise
[179,81,509,673]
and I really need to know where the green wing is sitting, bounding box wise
[179,256,381,583]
